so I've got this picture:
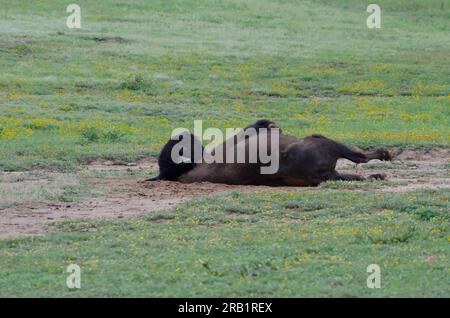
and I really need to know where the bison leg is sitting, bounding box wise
[363,149,392,161]
[307,135,392,164]
[333,173,365,181]
[340,148,392,164]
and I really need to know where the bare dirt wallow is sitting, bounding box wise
[0,149,448,238]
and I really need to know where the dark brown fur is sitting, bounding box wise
[151,120,392,186]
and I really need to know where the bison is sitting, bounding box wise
[148,120,392,186]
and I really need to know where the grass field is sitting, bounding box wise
[1,189,449,297]
[0,0,449,297]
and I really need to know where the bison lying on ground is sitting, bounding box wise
[148,120,392,186]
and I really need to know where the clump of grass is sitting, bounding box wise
[319,180,387,190]
[59,104,75,112]
[103,129,125,142]
[413,208,442,221]
[80,127,100,143]
[120,74,146,91]
[79,127,126,144]
[21,121,58,131]
[368,225,416,244]
[52,219,99,232]
[119,74,166,96]
[10,43,33,56]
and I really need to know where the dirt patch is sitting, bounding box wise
[337,148,449,192]
[0,149,448,238]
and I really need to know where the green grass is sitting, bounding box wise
[0,188,448,297]
[0,0,449,171]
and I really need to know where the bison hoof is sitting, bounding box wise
[377,149,392,161]
[368,173,387,180]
